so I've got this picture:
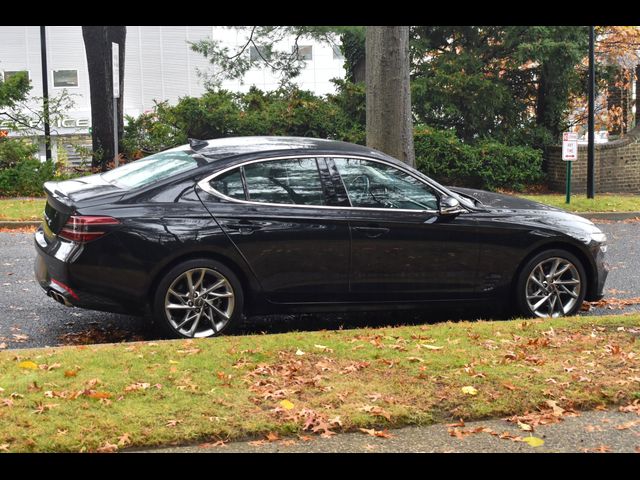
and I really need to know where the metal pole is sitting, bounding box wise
[113,96,118,167]
[566,161,572,204]
[112,42,119,168]
[39,26,51,162]
[587,26,595,199]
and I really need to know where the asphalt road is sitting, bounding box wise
[140,408,640,453]
[1,220,639,350]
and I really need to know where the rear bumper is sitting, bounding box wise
[34,229,138,314]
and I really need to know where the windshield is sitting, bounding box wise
[101,149,199,189]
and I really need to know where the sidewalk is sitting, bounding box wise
[136,408,640,453]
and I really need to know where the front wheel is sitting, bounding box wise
[153,259,244,338]
[515,249,586,318]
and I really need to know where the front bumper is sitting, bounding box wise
[586,244,609,301]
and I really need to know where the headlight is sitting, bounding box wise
[591,232,607,243]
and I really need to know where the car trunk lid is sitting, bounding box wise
[42,175,125,238]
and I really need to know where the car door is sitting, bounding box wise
[328,157,481,302]
[197,157,351,304]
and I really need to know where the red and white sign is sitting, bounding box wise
[562,132,578,161]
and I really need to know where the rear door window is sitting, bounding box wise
[242,158,326,206]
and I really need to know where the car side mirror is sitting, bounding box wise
[439,196,465,216]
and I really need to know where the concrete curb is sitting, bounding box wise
[0,221,41,229]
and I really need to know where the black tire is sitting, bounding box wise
[515,249,587,318]
[153,258,244,339]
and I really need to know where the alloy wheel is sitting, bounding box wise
[164,268,235,337]
[525,257,581,318]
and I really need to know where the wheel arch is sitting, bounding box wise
[510,240,595,301]
[146,250,259,314]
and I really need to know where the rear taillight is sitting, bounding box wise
[59,215,120,243]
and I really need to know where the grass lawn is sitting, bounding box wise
[1,314,639,452]
[517,193,640,213]
[0,198,46,221]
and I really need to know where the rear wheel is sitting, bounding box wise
[153,259,243,338]
[515,249,586,318]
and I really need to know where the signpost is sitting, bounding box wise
[112,42,120,167]
[562,132,578,204]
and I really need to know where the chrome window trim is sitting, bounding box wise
[197,154,454,215]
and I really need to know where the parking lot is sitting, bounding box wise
[1,220,639,350]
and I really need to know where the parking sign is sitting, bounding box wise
[562,132,578,161]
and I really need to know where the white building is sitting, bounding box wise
[0,26,346,161]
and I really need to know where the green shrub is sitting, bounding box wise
[0,138,39,169]
[122,84,366,157]
[0,159,55,197]
[414,126,543,191]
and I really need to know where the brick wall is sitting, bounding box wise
[546,124,640,194]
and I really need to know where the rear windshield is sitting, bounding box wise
[100,150,198,189]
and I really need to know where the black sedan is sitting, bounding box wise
[34,136,608,338]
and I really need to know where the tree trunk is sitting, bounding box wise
[365,26,415,167]
[82,26,126,171]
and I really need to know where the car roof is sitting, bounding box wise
[180,136,392,162]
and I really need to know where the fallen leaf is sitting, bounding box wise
[314,344,333,352]
[406,356,424,363]
[166,419,181,427]
[360,405,392,421]
[583,445,611,453]
[64,370,77,377]
[419,344,443,350]
[0,342,7,349]
[279,399,295,410]
[461,386,478,396]
[18,360,38,370]
[0,444,10,452]
[328,415,342,427]
[96,442,118,453]
[248,440,267,447]
[447,419,465,428]
[521,436,544,447]
[545,400,565,417]
[359,428,394,438]
[86,391,111,400]
[199,440,227,448]
[615,420,640,430]
[295,349,305,356]
[265,432,280,442]
[517,421,533,432]
[117,433,132,447]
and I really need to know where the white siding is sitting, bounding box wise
[0,25,346,139]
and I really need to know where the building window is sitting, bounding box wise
[249,45,271,62]
[332,45,344,60]
[53,70,78,88]
[2,70,29,82]
[293,45,312,61]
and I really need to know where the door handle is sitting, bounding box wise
[353,226,390,238]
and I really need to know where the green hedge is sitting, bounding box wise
[414,126,544,191]
[120,86,543,193]
[0,159,56,197]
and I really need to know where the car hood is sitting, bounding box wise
[448,187,603,244]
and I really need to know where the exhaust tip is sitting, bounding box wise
[47,289,73,307]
